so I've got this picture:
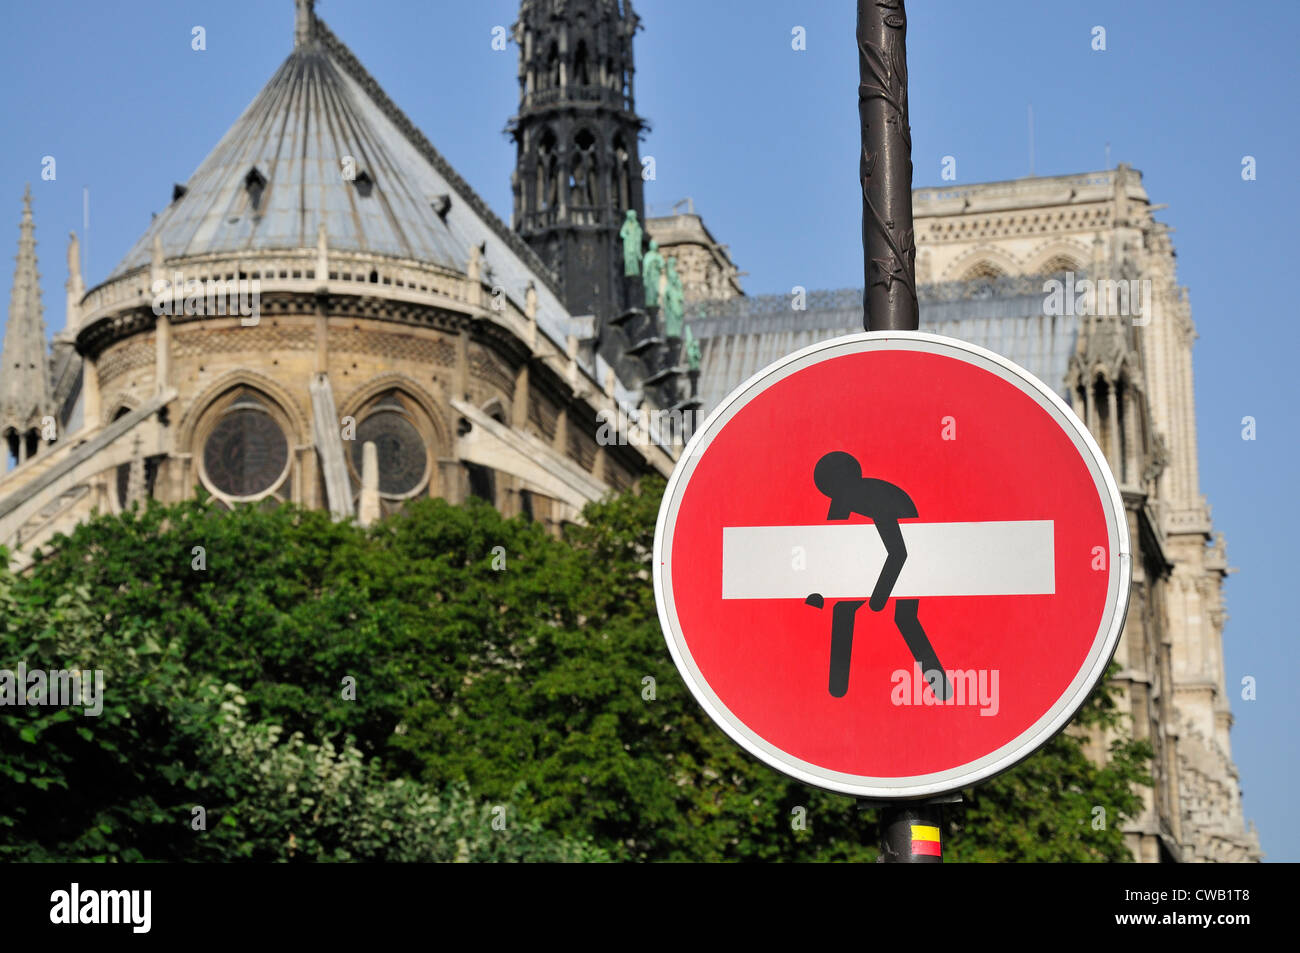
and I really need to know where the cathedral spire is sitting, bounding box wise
[1,186,53,465]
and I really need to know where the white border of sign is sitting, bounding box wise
[653,331,1132,800]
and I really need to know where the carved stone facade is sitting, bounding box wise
[917,166,1259,861]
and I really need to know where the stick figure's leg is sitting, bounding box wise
[870,518,907,612]
[894,599,952,701]
[828,599,866,698]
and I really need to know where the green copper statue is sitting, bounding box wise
[641,239,665,309]
[684,323,702,371]
[663,257,685,337]
[618,209,643,277]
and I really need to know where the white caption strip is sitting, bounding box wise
[721,521,1055,599]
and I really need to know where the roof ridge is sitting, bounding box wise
[313,16,563,301]
[691,273,1082,318]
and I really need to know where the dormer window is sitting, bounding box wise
[432,194,451,219]
[353,170,374,198]
[172,183,188,202]
[244,167,267,211]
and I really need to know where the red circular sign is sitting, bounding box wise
[654,332,1130,798]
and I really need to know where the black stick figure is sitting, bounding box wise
[805,451,952,701]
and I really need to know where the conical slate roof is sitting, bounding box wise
[108,9,564,323]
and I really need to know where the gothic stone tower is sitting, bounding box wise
[509,0,646,331]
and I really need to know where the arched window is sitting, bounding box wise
[570,129,598,212]
[466,463,495,505]
[346,390,435,511]
[1116,377,1130,484]
[573,40,591,86]
[963,261,1005,281]
[1095,377,1114,467]
[545,43,560,88]
[1039,255,1080,276]
[537,129,558,210]
[113,407,132,507]
[612,133,630,209]
[197,388,292,502]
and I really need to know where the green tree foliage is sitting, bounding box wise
[0,482,1149,861]
[191,684,607,862]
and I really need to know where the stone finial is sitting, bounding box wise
[357,440,381,527]
[67,230,80,282]
[525,280,538,320]
[294,0,317,49]
[467,242,483,283]
[316,222,328,283]
[65,231,84,336]
[565,334,579,386]
[1111,162,1132,228]
[151,232,165,285]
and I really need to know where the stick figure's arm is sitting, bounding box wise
[870,517,906,612]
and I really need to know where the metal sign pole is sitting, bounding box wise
[857,0,946,863]
[859,0,918,334]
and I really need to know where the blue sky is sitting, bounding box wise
[2,0,1295,861]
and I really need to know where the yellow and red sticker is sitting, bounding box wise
[911,824,941,857]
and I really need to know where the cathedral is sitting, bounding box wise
[0,0,1259,861]
[0,0,686,560]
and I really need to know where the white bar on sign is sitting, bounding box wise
[720,521,1054,599]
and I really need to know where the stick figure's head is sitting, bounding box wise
[814,451,862,500]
